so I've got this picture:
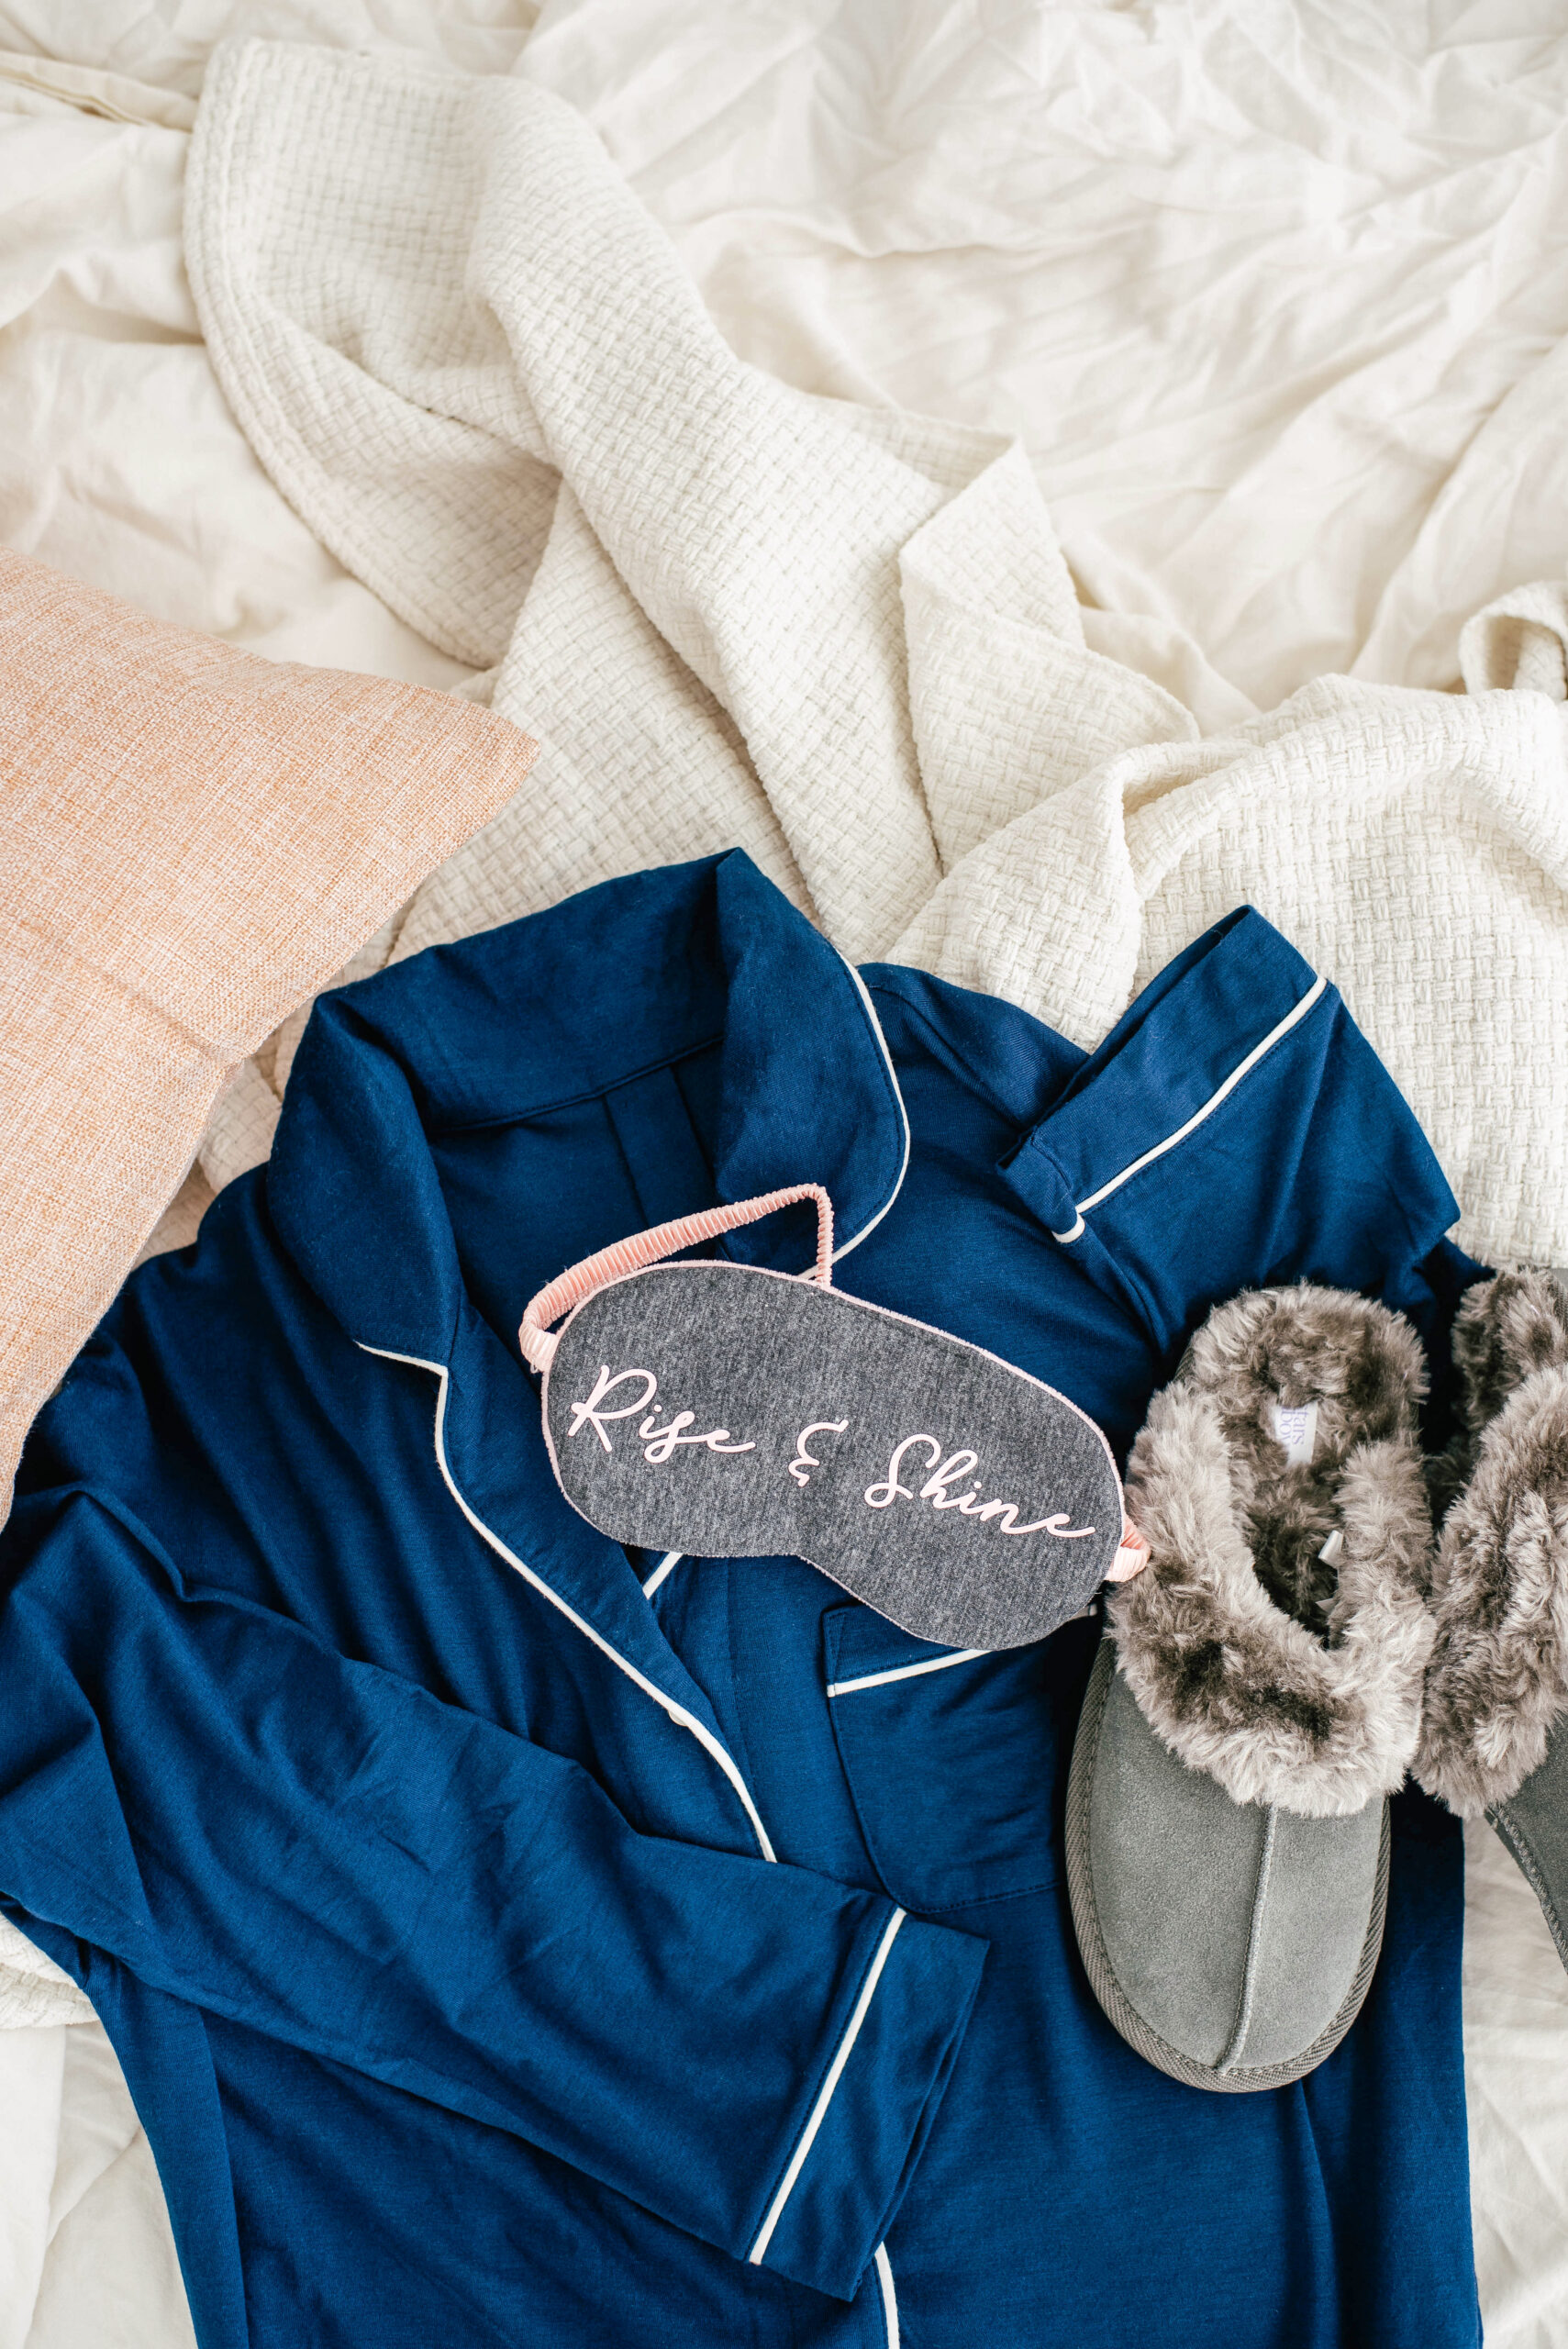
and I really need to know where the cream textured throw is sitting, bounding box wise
[187,39,1568,1268]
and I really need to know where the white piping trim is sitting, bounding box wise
[874,2243,900,2348]
[827,1650,986,1699]
[748,1908,907,2266]
[641,1550,684,1598]
[828,952,911,1265]
[1050,974,1329,1242]
[358,1346,776,1864]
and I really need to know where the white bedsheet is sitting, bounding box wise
[2,7,1567,2344]
[12,0,1568,710]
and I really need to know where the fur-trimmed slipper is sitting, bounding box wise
[1416,1269,1568,1969]
[1066,1286,1435,2089]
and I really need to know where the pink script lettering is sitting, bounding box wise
[864,1434,1095,1539]
[567,1365,755,1464]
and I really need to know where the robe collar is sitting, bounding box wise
[268,849,909,1363]
[263,853,910,1829]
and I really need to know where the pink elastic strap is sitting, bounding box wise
[519,1184,835,1372]
[1108,1522,1151,1582]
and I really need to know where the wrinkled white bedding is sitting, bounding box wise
[2,6,1567,2345]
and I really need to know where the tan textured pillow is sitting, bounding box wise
[0,550,538,1518]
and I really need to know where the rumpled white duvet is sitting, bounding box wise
[4,6,1568,2344]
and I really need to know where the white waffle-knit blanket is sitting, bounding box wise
[185,38,1568,1269]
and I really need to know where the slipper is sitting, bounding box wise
[1416,1268,1568,1970]
[1067,1286,1435,2088]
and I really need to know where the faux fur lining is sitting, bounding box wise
[1452,1268,1568,1437]
[1418,1358,1568,1816]
[1427,1266,1568,1523]
[1113,1286,1435,1818]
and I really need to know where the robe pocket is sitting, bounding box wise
[823,1603,1099,1914]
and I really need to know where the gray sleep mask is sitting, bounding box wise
[520,1186,1146,1651]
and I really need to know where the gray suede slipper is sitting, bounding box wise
[1417,1269,1568,1971]
[1067,1286,1435,2088]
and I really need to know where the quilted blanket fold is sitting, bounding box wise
[186,36,1568,1267]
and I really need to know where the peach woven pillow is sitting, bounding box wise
[0,551,538,1519]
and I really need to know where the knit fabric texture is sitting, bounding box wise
[0,547,537,1520]
[183,36,1568,1271]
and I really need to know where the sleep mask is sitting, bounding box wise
[520,1185,1147,1652]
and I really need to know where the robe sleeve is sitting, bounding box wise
[1000,906,1461,1357]
[0,1485,982,2303]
